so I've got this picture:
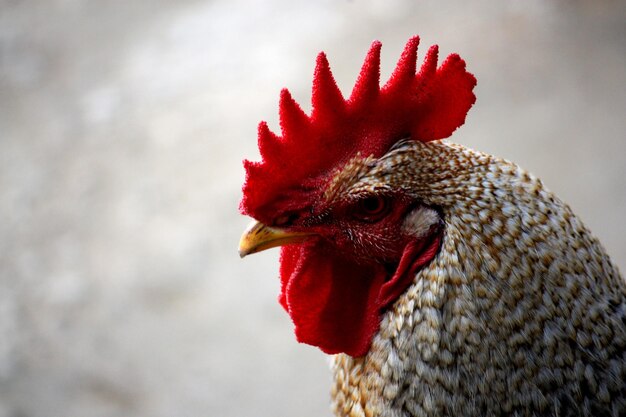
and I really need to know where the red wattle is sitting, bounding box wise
[378,234,442,308]
[280,242,385,356]
[278,234,441,357]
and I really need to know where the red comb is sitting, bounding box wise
[241,36,476,222]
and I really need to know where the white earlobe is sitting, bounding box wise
[401,206,440,238]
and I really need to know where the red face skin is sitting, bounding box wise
[282,193,428,265]
[271,191,442,357]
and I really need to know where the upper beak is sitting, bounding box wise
[238,220,315,258]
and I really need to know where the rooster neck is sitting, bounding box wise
[330,144,626,417]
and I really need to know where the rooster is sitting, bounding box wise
[238,36,626,417]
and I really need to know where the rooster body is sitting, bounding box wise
[239,37,626,417]
[329,140,626,417]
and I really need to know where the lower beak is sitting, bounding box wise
[238,220,315,258]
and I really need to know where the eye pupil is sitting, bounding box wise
[362,197,382,213]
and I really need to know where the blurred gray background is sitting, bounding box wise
[1,0,625,416]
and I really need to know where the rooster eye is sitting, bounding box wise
[352,196,390,222]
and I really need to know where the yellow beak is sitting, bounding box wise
[238,220,315,258]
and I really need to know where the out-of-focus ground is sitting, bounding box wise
[0,1,625,416]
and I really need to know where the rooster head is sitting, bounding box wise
[239,36,476,356]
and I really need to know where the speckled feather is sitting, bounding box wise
[330,139,626,417]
